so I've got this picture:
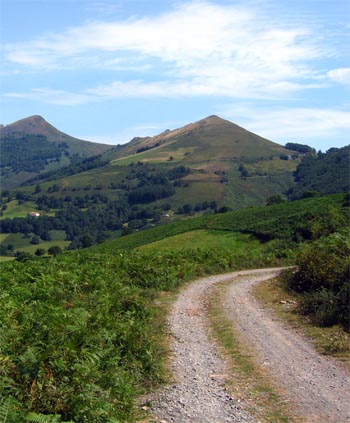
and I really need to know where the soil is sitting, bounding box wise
[144,268,350,423]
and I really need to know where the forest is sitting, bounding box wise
[0,135,68,174]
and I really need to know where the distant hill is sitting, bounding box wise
[109,115,290,162]
[2,114,348,253]
[6,115,303,209]
[102,115,300,209]
[287,146,350,199]
[0,115,111,188]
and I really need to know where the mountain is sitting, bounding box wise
[0,114,334,252]
[108,115,289,163]
[0,115,112,188]
[1,115,111,156]
[101,115,300,209]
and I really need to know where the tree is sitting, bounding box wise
[30,235,40,245]
[48,245,62,256]
[266,195,285,206]
[35,248,46,256]
[34,183,42,194]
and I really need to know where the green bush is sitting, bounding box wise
[287,232,350,329]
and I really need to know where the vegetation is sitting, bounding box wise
[284,142,315,154]
[0,191,348,421]
[22,156,109,186]
[0,243,279,422]
[285,232,349,330]
[0,134,67,173]
[287,146,349,199]
[253,277,350,358]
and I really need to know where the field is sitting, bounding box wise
[0,200,38,219]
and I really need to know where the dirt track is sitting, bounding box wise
[148,268,350,423]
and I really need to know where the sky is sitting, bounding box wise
[1,0,349,151]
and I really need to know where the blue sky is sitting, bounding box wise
[1,0,349,150]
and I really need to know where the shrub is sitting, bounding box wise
[47,245,62,256]
[287,232,350,329]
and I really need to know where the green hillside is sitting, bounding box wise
[93,193,348,252]
[2,115,301,217]
[0,116,111,188]
[287,145,350,199]
[3,115,348,255]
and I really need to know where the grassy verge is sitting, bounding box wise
[253,277,350,362]
[207,278,303,423]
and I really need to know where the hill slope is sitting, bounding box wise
[23,115,300,212]
[287,146,350,199]
[0,116,112,188]
[110,115,290,163]
[1,115,111,156]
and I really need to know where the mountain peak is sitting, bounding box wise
[3,115,58,136]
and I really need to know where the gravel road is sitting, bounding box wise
[147,268,350,423]
[223,270,350,423]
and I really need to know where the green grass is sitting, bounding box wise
[1,230,69,255]
[139,230,259,253]
[0,255,15,262]
[0,200,38,219]
[16,239,70,255]
[93,193,347,253]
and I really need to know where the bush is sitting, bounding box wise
[300,288,339,327]
[47,245,62,256]
[286,232,350,329]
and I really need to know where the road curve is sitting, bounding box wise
[148,268,282,423]
[147,268,350,423]
[223,270,350,423]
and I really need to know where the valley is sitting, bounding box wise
[2,114,348,257]
[0,114,349,423]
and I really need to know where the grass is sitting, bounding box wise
[0,200,38,219]
[208,278,303,423]
[91,193,346,256]
[138,230,260,253]
[166,181,225,206]
[253,276,350,362]
[15,239,70,255]
[0,231,70,255]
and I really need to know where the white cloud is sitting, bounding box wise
[79,120,177,145]
[3,1,331,100]
[220,105,350,149]
[327,68,350,85]
[4,88,92,106]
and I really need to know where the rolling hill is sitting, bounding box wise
[16,115,301,209]
[0,115,112,188]
[3,114,334,253]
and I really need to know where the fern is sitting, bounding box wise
[0,396,22,423]
[26,412,74,423]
